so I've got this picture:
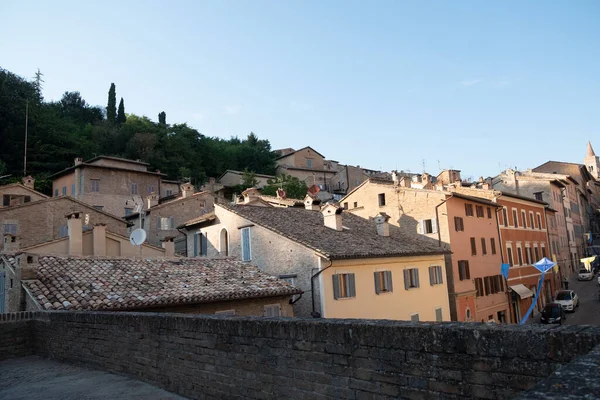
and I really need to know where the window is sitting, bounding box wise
[343,202,348,210]
[490,238,496,254]
[502,208,508,226]
[435,308,443,322]
[333,273,356,299]
[476,205,484,218]
[481,238,487,255]
[374,271,393,294]
[512,209,519,227]
[526,247,532,264]
[71,184,75,196]
[475,278,484,297]
[378,193,386,206]
[410,314,420,322]
[534,246,539,261]
[131,183,138,195]
[279,275,297,286]
[264,304,281,317]
[158,216,174,230]
[529,213,535,230]
[241,227,252,261]
[507,246,514,266]
[429,266,443,285]
[421,219,436,234]
[91,179,100,192]
[93,205,103,211]
[454,217,464,231]
[54,189,59,197]
[2,195,9,206]
[124,207,133,216]
[534,192,543,201]
[470,237,477,255]
[521,211,527,228]
[4,223,17,235]
[465,204,474,217]
[62,186,67,196]
[541,246,547,258]
[58,225,68,238]
[458,260,470,280]
[306,159,312,168]
[404,268,420,289]
[487,207,492,219]
[517,246,523,266]
[215,310,236,316]
[193,232,208,256]
[148,184,155,194]
[353,202,358,208]
[536,213,542,229]
[166,189,173,196]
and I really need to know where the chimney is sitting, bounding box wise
[2,234,20,252]
[304,194,321,211]
[162,237,175,257]
[399,176,411,188]
[18,253,39,280]
[74,157,83,166]
[391,170,398,184]
[373,212,390,237]
[321,202,343,231]
[92,223,107,256]
[22,175,35,189]
[147,193,159,209]
[67,212,83,256]
[180,182,195,198]
[242,187,260,204]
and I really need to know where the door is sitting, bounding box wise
[0,272,5,313]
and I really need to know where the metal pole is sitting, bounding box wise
[24,100,28,176]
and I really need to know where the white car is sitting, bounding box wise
[554,290,579,312]
[578,268,593,281]
[597,274,600,285]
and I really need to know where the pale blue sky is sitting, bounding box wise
[1,1,599,179]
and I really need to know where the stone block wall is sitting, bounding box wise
[24,312,600,399]
[0,312,35,360]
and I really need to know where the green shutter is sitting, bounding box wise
[414,269,420,288]
[333,275,340,299]
[348,274,356,297]
[403,270,410,290]
[429,267,434,286]
[385,271,393,292]
[374,272,381,294]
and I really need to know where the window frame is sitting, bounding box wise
[465,204,474,217]
[512,208,519,228]
[502,207,508,226]
[458,260,470,280]
[429,265,443,285]
[333,273,356,299]
[481,238,487,255]
[470,237,477,256]
[374,270,393,294]
[490,238,496,255]
[378,193,386,206]
[404,268,420,289]
[517,245,523,266]
[476,205,484,218]
[91,179,100,192]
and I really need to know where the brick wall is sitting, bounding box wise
[0,312,35,360]
[0,312,592,399]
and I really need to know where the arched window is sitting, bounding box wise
[219,228,229,256]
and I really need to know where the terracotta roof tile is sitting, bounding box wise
[23,256,301,311]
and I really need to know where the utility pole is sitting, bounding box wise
[24,100,28,176]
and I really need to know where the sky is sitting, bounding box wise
[1,1,599,179]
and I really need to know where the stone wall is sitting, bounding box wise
[0,312,35,360]
[1,311,597,399]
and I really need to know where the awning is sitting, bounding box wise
[510,284,534,299]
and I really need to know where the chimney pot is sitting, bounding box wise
[66,212,83,256]
[304,194,321,211]
[147,193,159,209]
[162,237,175,257]
[92,223,107,256]
[373,212,391,237]
[74,157,83,166]
[18,253,39,280]
[242,187,260,204]
[180,183,195,198]
[321,202,343,231]
[22,175,35,189]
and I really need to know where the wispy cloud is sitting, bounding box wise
[459,79,483,87]
[191,112,204,121]
[224,105,242,115]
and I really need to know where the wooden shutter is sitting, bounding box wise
[465,262,470,279]
[156,217,161,229]
[385,271,393,292]
[498,275,504,291]
[169,217,175,229]
[241,228,251,261]
[193,233,199,257]
[418,220,424,234]
[429,267,434,286]
[432,218,438,234]
[348,274,356,297]
[374,272,381,294]
[403,270,410,290]
[332,275,341,299]
[201,233,208,256]
[414,269,420,288]
[436,266,443,284]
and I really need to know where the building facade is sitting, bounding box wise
[0,177,47,209]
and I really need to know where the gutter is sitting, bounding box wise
[310,258,333,318]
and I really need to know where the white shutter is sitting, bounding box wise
[418,220,425,234]
[432,218,438,234]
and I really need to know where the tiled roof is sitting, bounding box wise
[533,162,592,186]
[24,256,301,311]
[178,212,216,228]
[259,195,304,206]
[218,203,449,260]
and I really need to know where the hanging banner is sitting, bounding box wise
[519,258,557,324]
[500,263,510,280]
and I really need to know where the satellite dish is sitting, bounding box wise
[129,229,147,246]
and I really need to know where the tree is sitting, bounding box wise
[106,83,116,123]
[117,97,126,125]
[158,111,166,125]
[32,68,44,101]
[262,174,308,199]
[242,169,259,187]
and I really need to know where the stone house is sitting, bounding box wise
[49,156,179,218]
[0,176,48,209]
[179,193,452,322]
[217,170,275,189]
[0,252,300,315]
[341,176,509,323]
[125,185,213,252]
[274,146,341,191]
[0,196,130,253]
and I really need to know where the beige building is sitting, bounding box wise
[0,176,48,208]
[274,146,341,190]
[0,252,300,315]
[1,196,130,253]
[50,156,178,217]
[125,184,214,252]
[179,193,451,321]
[218,170,275,189]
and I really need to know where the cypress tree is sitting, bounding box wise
[106,83,116,123]
[158,111,166,125]
[117,97,126,125]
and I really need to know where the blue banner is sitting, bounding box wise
[500,263,510,280]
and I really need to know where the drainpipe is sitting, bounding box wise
[310,258,333,317]
[495,205,513,323]
[435,195,452,247]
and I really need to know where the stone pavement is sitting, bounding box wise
[0,356,185,400]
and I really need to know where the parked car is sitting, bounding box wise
[578,268,594,281]
[597,273,600,285]
[540,302,566,324]
[554,290,579,312]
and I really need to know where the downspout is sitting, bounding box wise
[310,258,333,318]
[494,205,512,323]
[345,165,350,193]
[435,195,452,247]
